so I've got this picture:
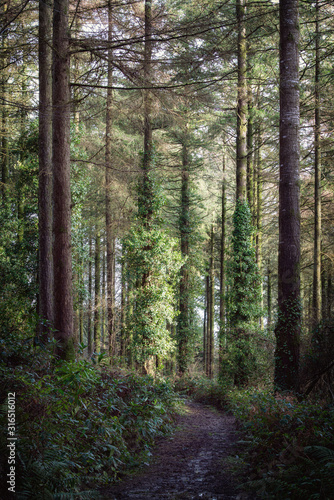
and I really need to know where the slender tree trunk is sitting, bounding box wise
[327,272,332,319]
[236,0,247,201]
[1,3,9,205]
[101,243,106,350]
[203,303,207,373]
[120,256,126,360]
[104,7,113,355]
[52,0,74,359]
[312,0,322,328]
[38,0,54,339]
[108,238,116,359]
[219,159,226,379]
[141,0,154,223]
[87,233,93,356]
[94,230,101,353]
[178,140,190,374]
[267,261,272,330]
[274,0,301,392]
[205,270,210,376]
[247,89,254,213]
[256,127,263,329]
[106,0,115,361]
[209,225,215,379]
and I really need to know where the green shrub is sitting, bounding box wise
[227,388,334,499]
[0,339,178,499]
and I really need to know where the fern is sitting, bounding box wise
[305,445,334,464]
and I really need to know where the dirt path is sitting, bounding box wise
[103,400,254,500]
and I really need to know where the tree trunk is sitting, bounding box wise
[141,0,154,223]
[274,0,301,392]
[120,255,126,360]
[87,233,93,357]
[267,261,272,330]
[38,0,54,339]
[52,0,74,360]
[101,243,106,350]
[108,237,116,359]
[203,302,207,373]
[255,127,263,329]
[209,225,215,379]
[219,159,226,379]
[106,0,115,360]
[205,271,210,376]
[94,230,101,353]
[236,0,247,201]
[1,3,9,205]
[247,89,254,214]
[312,0,322,328]
[178,140,190,374]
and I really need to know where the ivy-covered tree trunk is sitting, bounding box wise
[312,0,322,328]
[52,0,74,360]
[178,141,190,374]
[38,0,53,338]
[274,0,301,392]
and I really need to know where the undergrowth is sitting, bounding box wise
[174,376,334,499]
[0,332,178,499]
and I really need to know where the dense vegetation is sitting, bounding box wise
[0,0,333,498]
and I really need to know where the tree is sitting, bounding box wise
[312,0,322,328]
[274,0,301,392]
[38,0,53,338]
[52,0,74,359]
[106,0,115,358]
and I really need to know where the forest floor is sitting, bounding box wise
[102,399,256,500]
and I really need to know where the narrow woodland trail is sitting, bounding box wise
[103,400,254,500]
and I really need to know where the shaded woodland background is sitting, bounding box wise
[0,0,334,498]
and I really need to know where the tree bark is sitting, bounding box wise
[209,224,215,379]
[178,140,190,374]
[142,0,153,219]
[205,270,210,376]
[87,233,93,356]
[274,0,301,392]
[236,0,247,201]
[38,0,54,339]
[1,2,9,205]
[106,0,115,360]
[267,261,272,330]
[312,0,322,328]
[255,126,263,329]
[219,158,226,379]
[94,230,101,353]
[52,0,74,359]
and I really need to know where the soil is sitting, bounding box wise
[102,399,255,500]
